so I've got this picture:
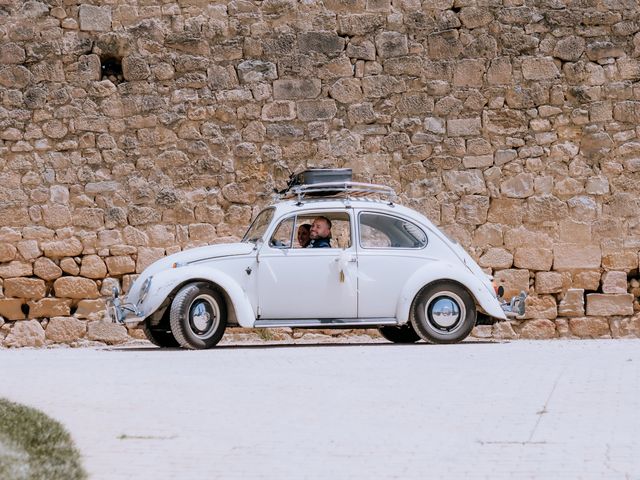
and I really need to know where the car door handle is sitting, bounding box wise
[334,256,357,263]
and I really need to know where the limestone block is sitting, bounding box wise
[397,93,434,115]
[42,238,83,258]
[487,57,512,85]
[383,56,423,76]
[519,319,556,339]
[462,155,493,168]
[237,60,277,84]
[41,205,72,229]
[0,299,25,320]
[122,56,150,81]
[522,295,557,320]
[456,195,489,225]
[3,320,45,347]
[329,78,363,104]
[33,257,62,281]
[479,248,513,269]
[273,79,321,100]
[459,7,493,29]
[569,317,610,338]
[375,32,408,58]
[0,43,26,64]
[453,60,485,87]
[0,243,17,262]
[28,298,72,318]
[553,244,601,270]
[586,294,634,316]
[300,32,345,56]
[536,272,564,294]
[346,40,376,61]
[500,173,535,198]
[442,170,486,195]
[60,258,80,276]
[610,315,640,338]
[558,289,585,317]
[53,277,100,299]
[553,36,585,61]
[87,321,129,345]
[522,57,559,80]
[261,101,296,121]
[77,54,102,81]
[75,299,106,320]
[45,317,86,343]
[514,247,553,271]
[573,271,601,290]
[105,256,136,275]
[492,321,517,339]
[487,198,524,226]
[494,269,529,299]
[447,118,481,137]
[136,247,165,274]
[428,30,462,59]
[586,41,624,61]
[471,325,492,338]
[79,5,112,32]
[17,240,41,261]
[3,278,46,299]
[297,100,337,121]
[602,252,638,272]
[0,261,33,278]
[79,254,107,279]
[601,271,628,294]
[361,75,405,97]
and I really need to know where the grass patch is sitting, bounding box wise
[0,398,86,480]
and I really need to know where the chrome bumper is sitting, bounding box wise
[500,292,527,319]
[106,295,144,325]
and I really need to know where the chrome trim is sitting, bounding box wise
[107,296,144,325]
[425,291,466,333]
[138,276,153,306]
[500,291,527,318]
[254,318,397,328]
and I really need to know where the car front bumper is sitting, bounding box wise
[106,295,145,326]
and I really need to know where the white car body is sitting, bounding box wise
[110,195,516,335]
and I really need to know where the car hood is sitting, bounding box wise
[125,243,255,301]
[144,242,255,276]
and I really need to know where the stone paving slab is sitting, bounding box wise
[1,340,639,479]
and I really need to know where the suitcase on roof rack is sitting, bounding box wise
[291,168,352,186]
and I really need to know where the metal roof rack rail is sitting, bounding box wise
[281,181,397,203]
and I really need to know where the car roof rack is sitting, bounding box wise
[280,181,397,203]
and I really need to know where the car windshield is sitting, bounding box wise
[242,208,275,243]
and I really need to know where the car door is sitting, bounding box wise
[356,210,431,318]
[257,210,358,319]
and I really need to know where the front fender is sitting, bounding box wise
[395,262,507,324]
[140,266,256,328]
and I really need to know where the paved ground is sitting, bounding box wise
[1,339,639,479]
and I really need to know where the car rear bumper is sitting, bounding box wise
[500,292,527,318]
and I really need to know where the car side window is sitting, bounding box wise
[294,212,352,249]
[269,216,294,248]
[359,212,427,249]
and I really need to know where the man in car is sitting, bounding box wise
[308,216,331,248]
[297,223,311,248]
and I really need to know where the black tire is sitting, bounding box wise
[169,283,227,350]
[378,324,421,344]
[410,282,476,344]
[142,321,179,348]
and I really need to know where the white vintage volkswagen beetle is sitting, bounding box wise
[108,170,525,349]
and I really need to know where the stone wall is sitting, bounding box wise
[1,0,640,347]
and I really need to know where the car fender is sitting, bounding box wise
[396,262,507,323]
[140,266,256,328]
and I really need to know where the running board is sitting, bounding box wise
[254,318,398,329]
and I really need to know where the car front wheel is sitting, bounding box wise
[378,324,421,344]
[169,283,227,350]
[410,282,476,344]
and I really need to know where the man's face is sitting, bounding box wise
[310,218,330,239]
[297,226,310,246]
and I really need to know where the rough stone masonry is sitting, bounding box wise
[0,0,639,347]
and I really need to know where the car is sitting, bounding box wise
[107,169,526,349]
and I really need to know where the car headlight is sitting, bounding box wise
[138,276,152,305]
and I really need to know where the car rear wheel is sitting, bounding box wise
[143,322,180,348]
[169,283,227,350]
[410,282,476,344]
[378,324,421,344]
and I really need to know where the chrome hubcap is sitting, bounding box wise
[188,294,220,339]
[425,292,465,333]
